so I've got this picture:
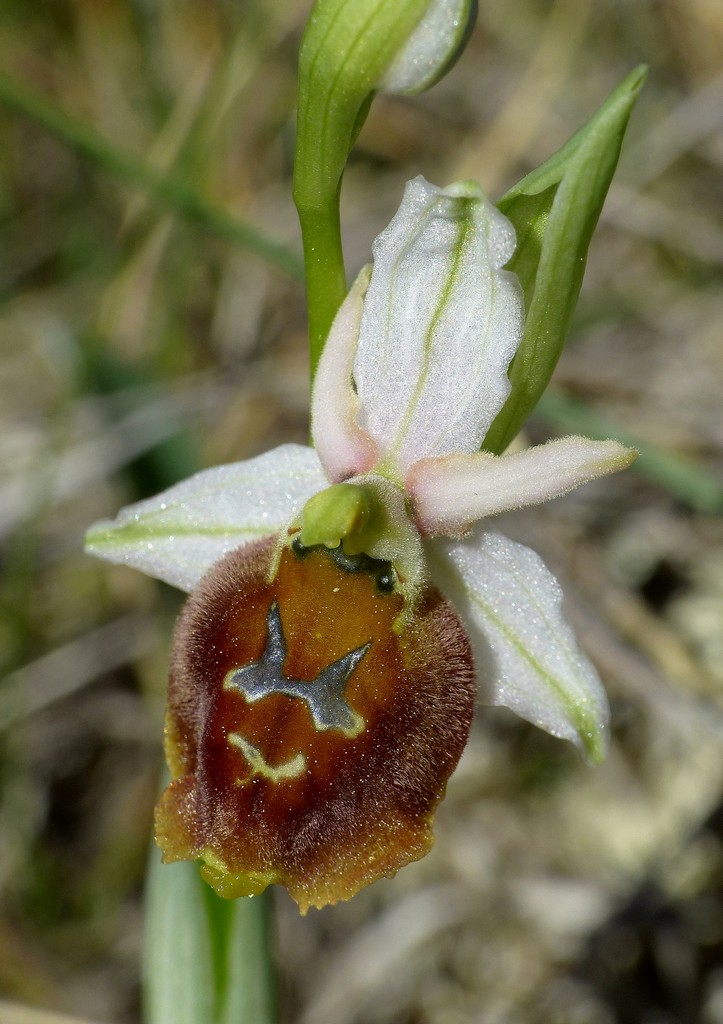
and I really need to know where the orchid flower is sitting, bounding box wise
[86,177,634,913]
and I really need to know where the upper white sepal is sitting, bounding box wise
[427,529,610,762]
[352,176,523,477]
[84,444,327,592]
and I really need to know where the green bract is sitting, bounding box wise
[483,65,648,455]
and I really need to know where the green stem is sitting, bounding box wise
[0,69,303,279]
[144,857,216,1024]
[297,194,348,381]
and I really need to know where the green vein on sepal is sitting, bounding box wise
[463,582,606,764]
[387,194,475,464]
[85,522,270,551]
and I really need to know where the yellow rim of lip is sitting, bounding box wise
[199,849,280,899]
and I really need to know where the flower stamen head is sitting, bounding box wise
[298,482,374,551]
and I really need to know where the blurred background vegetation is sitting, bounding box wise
[1,1,722,1022]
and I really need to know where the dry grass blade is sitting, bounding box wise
[0,615,157,731]
[0,1004,101,1024]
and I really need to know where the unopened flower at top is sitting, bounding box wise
[86,177,634,913]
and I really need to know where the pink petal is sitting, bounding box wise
[311,267,379,483]
[408,436,636,535]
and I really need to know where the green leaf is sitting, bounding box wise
[144,848,279,1024]
[144,855,216,1024]
[217,893,278,1024]
[482,65,648,455]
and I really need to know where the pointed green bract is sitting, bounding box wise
[482,65,648,455]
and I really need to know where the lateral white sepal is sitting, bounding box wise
[427,529,610,762]
[85,444,327,592]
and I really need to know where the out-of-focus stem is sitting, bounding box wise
[144,795,280,1024]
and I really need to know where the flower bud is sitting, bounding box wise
[295,0,478,373]
[295,0,478,184]
[380,0,478,96]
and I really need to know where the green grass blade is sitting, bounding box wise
[538,392,723,514]
[0,70,303,279]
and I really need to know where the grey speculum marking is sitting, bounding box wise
[223,601,370,736]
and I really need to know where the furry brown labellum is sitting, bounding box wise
[156,535,474,913]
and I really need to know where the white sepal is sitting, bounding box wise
[379,0,476,96]
[353,176,523,477]
[312,266,379,482]
[409,436,636,535]
[428,529,610,762]
[85,444,327,592]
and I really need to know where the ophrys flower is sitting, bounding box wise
[86,177,634,912]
